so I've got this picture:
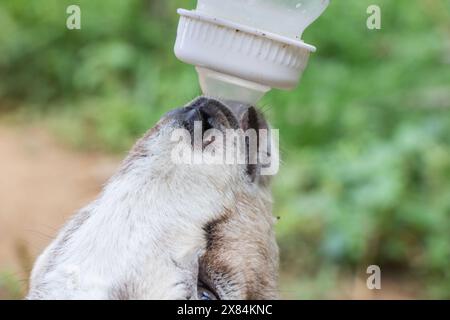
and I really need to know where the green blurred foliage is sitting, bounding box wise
[0,271,22,300]
[0,0,449,298]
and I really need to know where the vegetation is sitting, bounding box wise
[0,0,449,298]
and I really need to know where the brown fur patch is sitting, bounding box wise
[202,211,231,251]
[200,195,279,300]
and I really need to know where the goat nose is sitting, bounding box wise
[184,107,203,123]
[180,107,204,135]
[195,98,240,130]
[174,97,240,134]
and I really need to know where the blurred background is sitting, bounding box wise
[0,0,449,299]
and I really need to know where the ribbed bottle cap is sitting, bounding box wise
[174,9,316,104]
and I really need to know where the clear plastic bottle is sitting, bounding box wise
[175,0,330,104]
[197,0,329,40]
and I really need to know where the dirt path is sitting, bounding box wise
[0,125,120,288]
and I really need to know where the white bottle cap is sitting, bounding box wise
[174,8,316,104]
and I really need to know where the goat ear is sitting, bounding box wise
[241,107,260,181]
[241,106,259,132]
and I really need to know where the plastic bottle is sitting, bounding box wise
[175,0,330,105]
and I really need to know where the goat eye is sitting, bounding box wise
[197,286,218,300]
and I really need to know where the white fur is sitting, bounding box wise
[28,120,245,300]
